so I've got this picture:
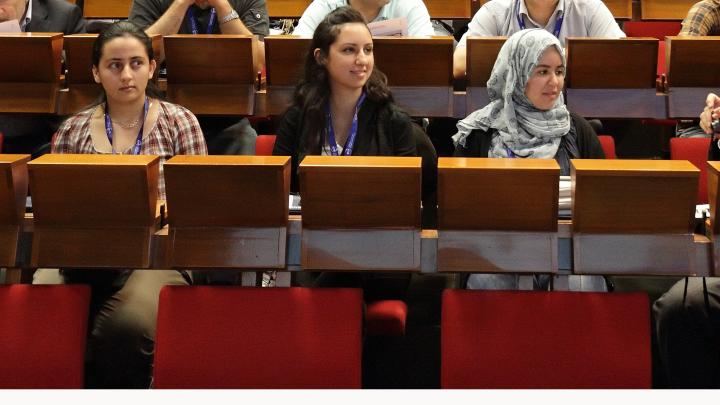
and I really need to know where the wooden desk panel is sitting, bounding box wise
[164,155,290,268]
[641,0,695,20]
[268,0,311,17]
[28,154,160,268]
[0,33,62,113]
[466,37,505,112]
[164,35,256,115]
[299,156,422,271]
[603,0,632,19]
[83,0,132,18]
[666,37,720,118]
[264,36,310,115]
[565,37,664,118]
[424,0,472,19]
[0,155,30,267]
[373,36,454,117]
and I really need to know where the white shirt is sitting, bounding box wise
[293,0,435,37]
[457,0,625,48]
[20,0,32,32]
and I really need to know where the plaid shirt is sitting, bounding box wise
[52,99,208,199]
[680,0,720,35]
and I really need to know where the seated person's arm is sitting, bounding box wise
[587,1,626,38]
[390,111,418,157]
[453,46,467,79]
[701,92,720,160]
[292,1,329,36]
[406,1,434,37]
[139,0,194,36]
[452,7,497,79]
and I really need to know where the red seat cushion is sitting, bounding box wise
[0,285,91,388]
[441,290,651,389]
[366,299,407,336]
[255,134,277,156]
[154,286,363,388]
[670,137,711,204]
[597,135,616,159]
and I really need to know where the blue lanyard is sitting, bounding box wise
[104,97,149,155]
[326,93,366,156]
[187,7,217,34]
[516,0,564,38]
[506,147,516,158]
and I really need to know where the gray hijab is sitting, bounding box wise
[453,29,571,159]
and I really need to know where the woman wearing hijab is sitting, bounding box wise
[454,28,604,290]
[454,28,603,174]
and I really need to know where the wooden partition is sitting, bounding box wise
[263,36,310,115]
[83,0,132,18]
[164,34,256,115]
[465,37,505,113]
[0,155,30,268]
[565,37,664,119]
[268,0,311,17]
[373,37,454,117]
[424,0,472,19]
[437,158,560,273]
[666,37,720,119]
[162,155,290,269]
[299,156,422,271]
[603,0,633,19]
[641,0,695,20]
[707,161,720,275]
[0,33,62,113]
[28,154,160,268]
[571,159,702,275]
[59,34,163,115]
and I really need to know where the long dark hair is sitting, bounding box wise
[88,21,164,109]
[292,6,393,153]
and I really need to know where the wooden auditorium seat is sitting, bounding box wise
[153,286,362,388]
[0,284,91,388]
[441,289,651,388]
[437,158,560,273]
[603,0,632,19]
[82,0,132,19]
[267,0,311,18]
[254,134,277,156]
[705,161,720,275]
[565,37,664,119]
[263,36,311,115]
[571,159,702,275]
[0,33,62,114]
[0,155,30,268]
[423,0,472,19]
[162,155,290,269]
[666,36,720,119]
[28,154,161,268]
[670,137,711,204]
[597,135,617,159]
[163,34,256,116]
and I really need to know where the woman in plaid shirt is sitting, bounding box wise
[34,21,206,388]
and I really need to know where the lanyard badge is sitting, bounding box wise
[104,97,149,155]
[187,7,217,34]
[326,93,367,156]
[515,0,564,38]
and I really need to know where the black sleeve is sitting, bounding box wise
[572,113,605,159]
[65,2,86,34]
[388,108,417,157]
[453,131,484,157]
[235,0,270,37]
[274,106,302,191]
[709,138,720,161]
[128,0,165,30]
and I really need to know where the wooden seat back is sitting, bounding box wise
[0,155,30,267]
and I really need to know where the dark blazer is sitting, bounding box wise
[26,0,86,34]
[274,98,418,191]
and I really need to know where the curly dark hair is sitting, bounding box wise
[292,6,393,153]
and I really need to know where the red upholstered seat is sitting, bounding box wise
[366,299,407,336]
[441,290,651,389]
[670,137,711,204]
[0,285,91,388]
[154,286,363,388]
[255,134,277,156]
[597,135,616,159]
[0,132,3,153]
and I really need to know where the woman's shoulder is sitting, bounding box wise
[59,107,95,132]
[158,100,196,118]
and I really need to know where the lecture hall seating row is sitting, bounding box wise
[0,153,717,277]
[71,0,695,21]
[0,283,652,388]
[1,33,718,119]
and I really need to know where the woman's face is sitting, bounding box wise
[317,22,374,93]
[92,35,156,104]
[524,46,565,111]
